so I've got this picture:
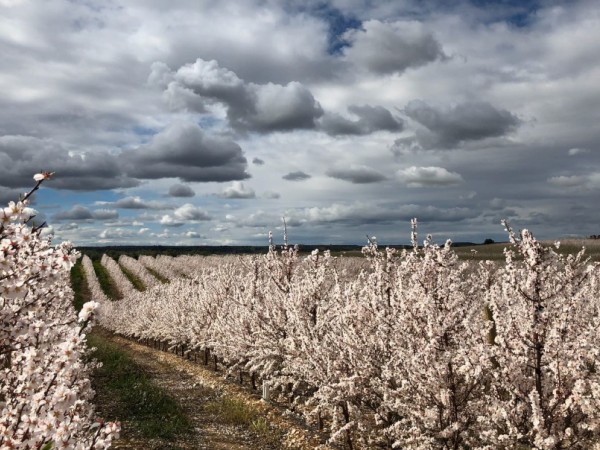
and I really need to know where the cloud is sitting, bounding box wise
[173,203,212,221]
[53,205,119,221]
[294,201,477,225]
[568,147,590,156]
[168,183,195,197]
[0,136,139,191]
[185,231,205,239]
[548,172,600,190]
[263,191,281,199]
[0,126,248,191]
[159,215,184,227]
[92,209,119,220]
[397,166,464,187]
[326,165,387,183]
[157,58,324,133]
[53,206,93,221]
[120,121,250,182]
[102,196,171,210]
[39,226,55,239]
[0,187,25,205]
[58,222,79,231]
[319,104,403,135]
[343,20,445,74]
[283,171,311,181]
[99,228,136,240]
[404,101,521,148]
[160,203,212,226]
[389,136,424,156]
[219,181,256,199]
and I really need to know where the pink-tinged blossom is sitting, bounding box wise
[33,171,54,182]
[1,176,119,449]
[97,219,600,449]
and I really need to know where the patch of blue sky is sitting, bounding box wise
[36,187,121,210]
[293,2,361,55]
[131,125,157,144]
[198,115,223,130]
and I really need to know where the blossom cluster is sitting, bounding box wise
[91,222,600,449]
[1,174,118,449]
[81,256,110,305]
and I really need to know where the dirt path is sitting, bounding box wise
[95,331,332,450]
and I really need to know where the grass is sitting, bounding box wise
[92,259,122,300]
[118,263,146,291]
[88,332,192,441]
[70,258,88,312]
[204,396,282,444]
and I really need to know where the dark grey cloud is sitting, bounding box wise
[296,201,479,226]
[53,205,118,221]
[389,136,423,156]
[283,171,312,181]
[53,206,94,221]
[252,157,265,165]
[0,187,26,206]
[343,20,445,74]
[319,104,403,135]
[153,59,324,133]
[0,136,139,191]
[168,184,196,197]
[92,209,120,220]
[404,100,521,148]
[119,121,250,182]
[326,165,387,183]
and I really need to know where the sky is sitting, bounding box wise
[1,0,599,246]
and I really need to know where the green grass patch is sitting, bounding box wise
[118,263,146,291]
[204,396,282,444]
[92,259,122,300]
[88,332,192,440]
[204,396,257,426]
[70,258,89,312]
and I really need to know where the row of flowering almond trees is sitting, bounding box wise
[88,220,600,449]
[1,175,118,449]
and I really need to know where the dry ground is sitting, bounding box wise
[93,330,333,450]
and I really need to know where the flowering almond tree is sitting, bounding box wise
[95,219,600,449]
[477,222,600,449]
[0,174,119,449]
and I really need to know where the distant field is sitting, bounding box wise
[79,239,600,263]
[454,239,600,262]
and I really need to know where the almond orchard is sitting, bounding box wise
[90,220,600,449]
[3,174,600,449]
